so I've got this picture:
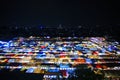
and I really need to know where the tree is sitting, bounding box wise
[73,64,96,80]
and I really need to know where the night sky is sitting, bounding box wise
[0,0,120,27]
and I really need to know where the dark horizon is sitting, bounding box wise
[0,0,120,27]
